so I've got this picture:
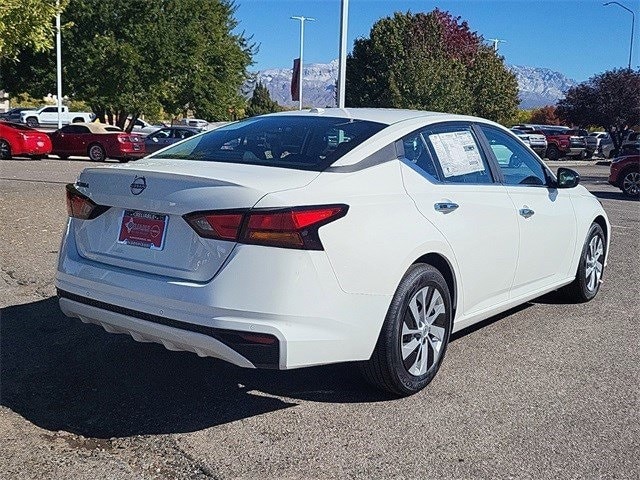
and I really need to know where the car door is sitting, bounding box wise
[39,106,59,124]
[400,122,520,316]
[145,128,173,153]
[477,125,577,298]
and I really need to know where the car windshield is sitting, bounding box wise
[152,116,386,171]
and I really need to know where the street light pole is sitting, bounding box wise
[291,16,315,110]
[56,0,63,129]
[604,1,636,70]
[337,0,349,108]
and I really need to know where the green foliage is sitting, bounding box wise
[0,0,66,60]
[530,105,560,125]
[1,0,254,129]
[345,10,519,124]
[246,82,282,117]
[8,92,46,108]
[556,69,640,148]
[508,109,534,126]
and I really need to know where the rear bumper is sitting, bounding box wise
[55,228,391,369]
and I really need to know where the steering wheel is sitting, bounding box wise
[519,175,544,185]
[509,154,523,168]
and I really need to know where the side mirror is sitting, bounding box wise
[556,167,580,188]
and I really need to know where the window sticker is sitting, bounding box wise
[428,131,485,177]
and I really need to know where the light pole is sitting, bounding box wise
[488,38,507,53]
[56,0,63,129]
[604,1,636,70]
[337,0,349,108]
[291,15,315,110]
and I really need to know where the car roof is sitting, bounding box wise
[65,123,122,133]
[267,108,488,126]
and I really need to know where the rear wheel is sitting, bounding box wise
[88,143,106,162]
[621,169,640,197]
[0,139,11,159]
[562,223,605,303]
[546,145,561,161]
[359,264,452,396]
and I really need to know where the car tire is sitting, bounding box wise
[546,145,561,161]
[72,117,84,123]
[359,264,453,396]
[0,139,11,159]
[621,168,640,197]
[88,143,106,162]
[562,223,606,303]
[25,117,39,128]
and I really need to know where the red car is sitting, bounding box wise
[49,123,145,162]
[0,121,52,160]
[609,154,640,197]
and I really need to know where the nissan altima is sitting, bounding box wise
[56,109,609,396]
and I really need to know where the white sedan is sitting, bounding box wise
[56,109,609,396]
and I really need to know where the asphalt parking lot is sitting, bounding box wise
[1,158,638,479]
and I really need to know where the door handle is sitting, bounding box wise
[434,202,459,213]
[519,207,535,218]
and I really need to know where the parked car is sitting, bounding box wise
[608,154,640,197]
[49,123,145,162]
[566,129,598,158]
[510,128,548,157]
[145,126,200,154]
[0,107,36,123]
[128,118,166,136]
[180,118,209,130]
[620,130,640,155]
[0,121,52,160]
[20,106,95,127]
[56,109,609,396]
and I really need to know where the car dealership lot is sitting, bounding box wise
[1,159,638,479]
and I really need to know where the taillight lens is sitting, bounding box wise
[65,184,109,219]
[184,205,348,250]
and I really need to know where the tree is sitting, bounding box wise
[246,82,282,117]
[0,0,254,130]
[345,10,519,124]
[556,69,640,152]
[0,0,66,60]
[530,105,560,125]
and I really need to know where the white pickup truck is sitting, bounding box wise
[20,106,95,127]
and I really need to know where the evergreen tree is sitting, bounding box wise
[246,82,282,117]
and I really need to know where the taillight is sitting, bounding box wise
[65,184,109,219]
[183,205,348,250]
[117,135,140,143]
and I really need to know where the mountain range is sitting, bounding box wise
[249,60,577,110]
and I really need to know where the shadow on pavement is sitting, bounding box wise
[0,297,387,439]
[591,190,639,201]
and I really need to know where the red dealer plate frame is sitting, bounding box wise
[117,210,168,250]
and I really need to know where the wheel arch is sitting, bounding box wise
[412,252,458,320]
[593,215,608,244]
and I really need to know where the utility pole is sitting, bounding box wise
[604,1,636,69]
[489,38,507,52]
[291,16,315,110]
[337,0,349,108]
[56,0,63,129]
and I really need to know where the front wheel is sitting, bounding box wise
[25,117,39,128]
[0,139,11,159]
[562,223,606,302]
[359,264,453,396]
[621,169,640,197]
[546,145,561,161]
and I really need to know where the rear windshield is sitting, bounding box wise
[152,116,386,170]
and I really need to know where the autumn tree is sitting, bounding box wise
[246,82,282,117]
[556,69,640,152]
[530,105,560,125]
[0,0,66,60]
[345,10,519,124]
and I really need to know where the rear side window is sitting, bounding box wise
[152,116,386,171]
[422,125,494,184]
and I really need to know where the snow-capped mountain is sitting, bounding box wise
[248,61,577,110]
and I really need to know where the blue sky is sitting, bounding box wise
[234,0,640,81]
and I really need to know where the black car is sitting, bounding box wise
[0,107,36,123]
[144,126,200,154]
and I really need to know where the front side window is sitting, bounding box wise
[480,126,548,186]
[152,116,386,171]
[422,125,494,184]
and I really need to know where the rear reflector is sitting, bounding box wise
[184,205,348,250]
[65,184,110,220]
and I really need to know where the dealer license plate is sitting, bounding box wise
[118,210,168,250]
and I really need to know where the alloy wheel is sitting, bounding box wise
[622,171,640,196]
[585,235,604,293]
[0,140,10,159]
[401,286,447,376]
